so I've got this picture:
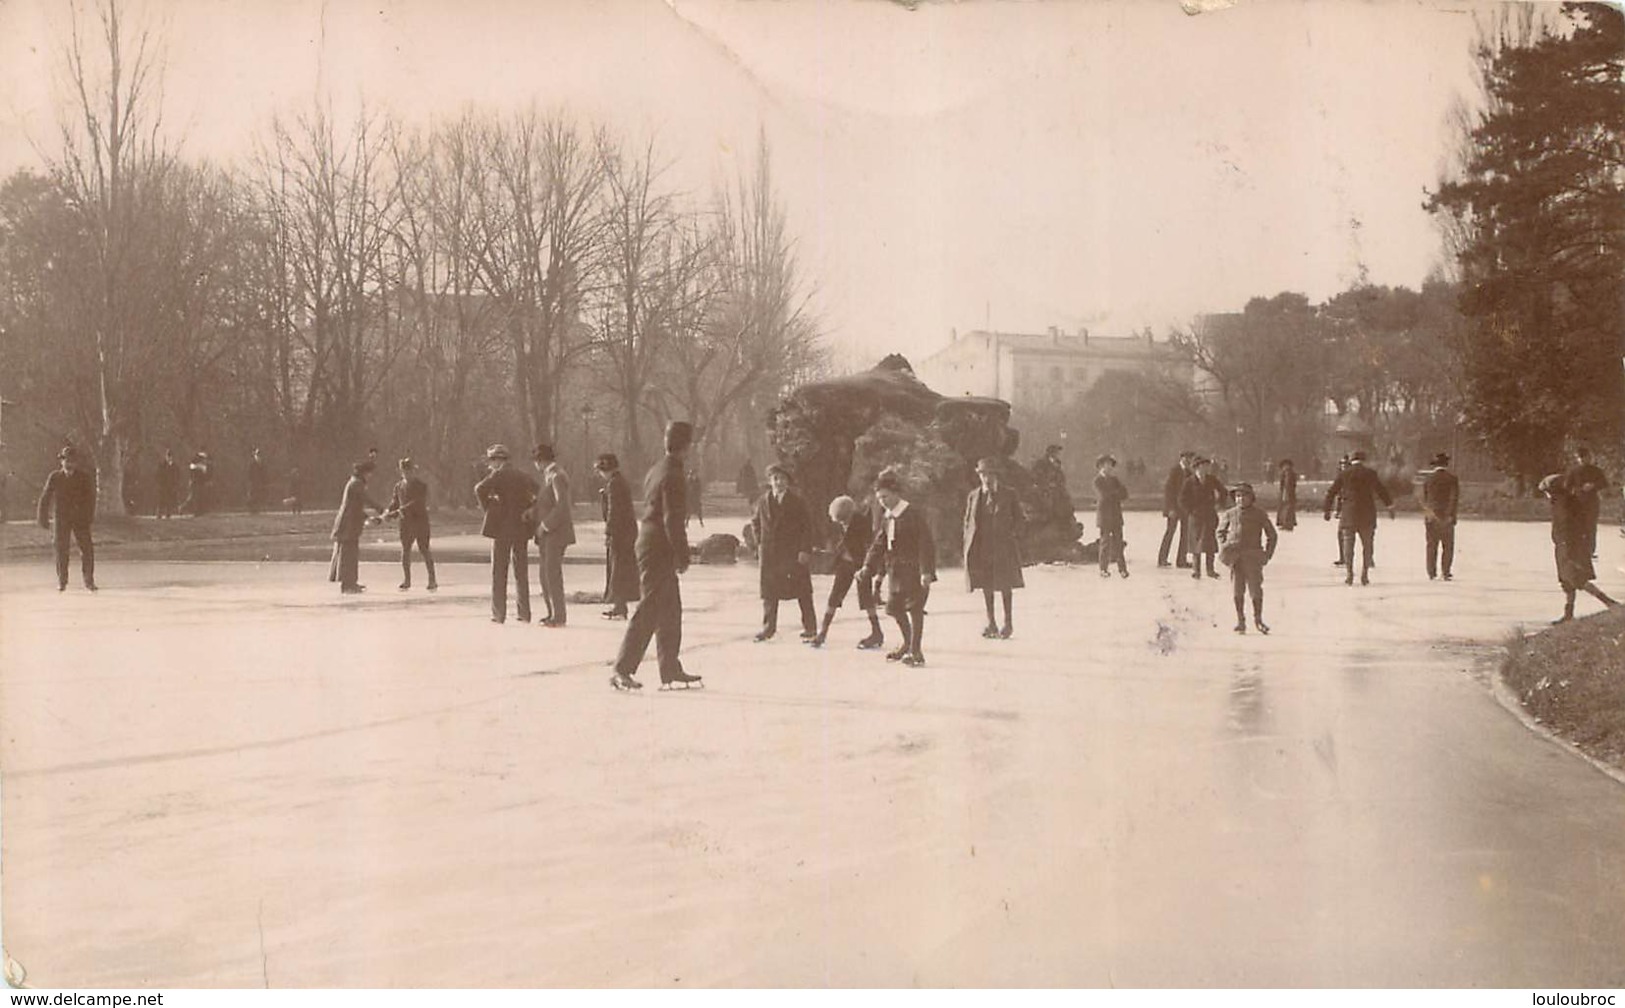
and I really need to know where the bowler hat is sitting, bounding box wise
[532,443,556,463]
[974,457,1000,475]
[1095,453,1116,468]
[765,462,792,480]
[874,469,904,494]
[1231,482,1255,496]
[485,444,510,460]
[1430,452,1450,467]
[1350,450,1368,462]
[594,453,619,471]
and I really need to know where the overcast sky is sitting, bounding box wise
[0,0,1507,367]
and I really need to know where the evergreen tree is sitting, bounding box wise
[1428,3,1625,482]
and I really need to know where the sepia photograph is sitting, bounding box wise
[0,0,1622,991]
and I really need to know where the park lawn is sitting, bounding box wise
[1502,606,1625,774]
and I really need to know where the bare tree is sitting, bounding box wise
[47,0,175,509]
[660,134,825,473]
[471,109,605,451]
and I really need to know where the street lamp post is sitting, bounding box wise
[579,404,596,480]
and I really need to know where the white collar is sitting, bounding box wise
[885,499,911,519]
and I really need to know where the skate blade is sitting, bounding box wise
[659,681,705,691]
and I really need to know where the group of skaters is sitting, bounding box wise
[28,422,1624,671]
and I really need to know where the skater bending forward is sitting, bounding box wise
[1217,482,1277,634]
[1540,473,1620,624]
[859,469,937,667]
[809,495,884,649]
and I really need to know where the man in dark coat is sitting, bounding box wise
[1158,451,1194,567]
[595,454,640,619]
[1540,473,1619,623]
[1564,446,1610,560]
[1421,452,1460,581]
[685,468,705,529]
[531,443,576,627]
[1322,449,1393,586]
[736,459,759,502]
[1275,458,1298,531]
[809,494,883,650]
[329,461,382,593]
[1180,457,1226,579]
[752,463,818,642]
[474,444,538,623]
[37,446,98,591]
[155,449,179,519]
[965,456,1025,639]
[860,468,937,667]
[385,457,436,591]
[1094,453,1130,579]
[1218,482,1278,634]
[611,421,703,690]
[247,448,268,513]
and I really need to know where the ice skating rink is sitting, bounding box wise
[2,514,1623,986]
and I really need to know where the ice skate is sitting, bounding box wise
[659,672,704,691]
[855,632,884,650]
[610,672,643,691]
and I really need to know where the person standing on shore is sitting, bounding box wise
[611,421,703,690]
[596,453,640,620]
[386,457,437,591]
[1093,453,1130,579]
[1218,482,1278,634]
[1275,458,1298,531]
[247,448,268,514]
[1421,452,1460,581]
[474,444,538,624]
[1540,472,1619,623]
[37,446,97,592]
[155,449,179,519]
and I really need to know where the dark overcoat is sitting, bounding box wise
[1322,464,1392,530]
[1276,466,1298,530]
[963,486,1024,591]
[864,503,937,615]
[636,454,690,585]
[388,476,432,540]
[1094,473,1129,532]
[37,468,97,529]
[753,489,815,600]
[601,469,641,603]
[474,466,538,540]
[331,475,377,541]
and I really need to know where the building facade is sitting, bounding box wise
[915,327,1188,411]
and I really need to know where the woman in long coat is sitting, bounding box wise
[329,461,381,593]
[596,453,640,619]
[963,456,1025,639]
[752,463,817,641]
[1276,458,1298,531]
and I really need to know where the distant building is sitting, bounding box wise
[915,327,1189,412]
